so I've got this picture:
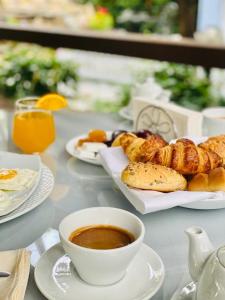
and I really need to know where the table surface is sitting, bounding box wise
[1,110,225,300]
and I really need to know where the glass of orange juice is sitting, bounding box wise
[12,97,55,153]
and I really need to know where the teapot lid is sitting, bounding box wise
[217,246,225,268]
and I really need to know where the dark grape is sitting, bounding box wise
[104,130,127,147]
[135,129,153,139]
[111,130,127,141]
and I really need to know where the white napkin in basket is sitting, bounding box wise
[99,147,225,214]
[0,249,30,300]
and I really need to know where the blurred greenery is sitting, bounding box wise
[0,43,78,99]
[93,84,131,112]
[80,0,178,33]
[154,64,221,111]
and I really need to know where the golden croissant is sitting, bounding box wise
[112,132,168,162]
[148,138,222,175]
[199,135,225,164]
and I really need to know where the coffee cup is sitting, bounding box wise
[202,107,225,136]
[59,207,145,286]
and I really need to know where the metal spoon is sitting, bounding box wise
[0,272,10,278]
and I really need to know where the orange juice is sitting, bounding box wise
[13,110,55,153]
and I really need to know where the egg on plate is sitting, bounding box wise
[0,168,38,191]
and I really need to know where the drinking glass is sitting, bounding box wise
[0,110,8,151]
[12,97,55,153]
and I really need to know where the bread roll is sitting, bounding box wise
[188,167,225,192]
[121,162,187,192]
[187,173,209,191]
[208,167,225,192]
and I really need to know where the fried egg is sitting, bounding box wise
[0,169,38,191]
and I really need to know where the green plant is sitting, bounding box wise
[0,43,78,99]
[80,0,177,20]
[154,63,219,110]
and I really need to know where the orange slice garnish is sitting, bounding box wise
[36,93,67,111]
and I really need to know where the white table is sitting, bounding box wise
[0,110,224,299]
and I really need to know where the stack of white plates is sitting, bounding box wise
[0,152,54,224]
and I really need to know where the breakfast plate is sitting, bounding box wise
[0,164,54,224]
[0,152,41,217]
[66,131,112,166]
[34,243,165,300]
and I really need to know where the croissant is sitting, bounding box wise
[148,138,222,175]
[123,134,167,162]
[199,135,225,164]
[112,132,167,162]
[111,133,137,150]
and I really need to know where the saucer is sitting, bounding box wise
[34,243,165,300]
[171,282,196,300]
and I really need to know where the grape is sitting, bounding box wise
[135,130,153,139]
[111,130,127,141]
[104,130,127,147]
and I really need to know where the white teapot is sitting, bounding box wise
[186,226,225,300]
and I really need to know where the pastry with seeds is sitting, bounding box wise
[121,162,187,192]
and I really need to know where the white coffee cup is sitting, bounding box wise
[202,107,225,136]
[59,207,145,286]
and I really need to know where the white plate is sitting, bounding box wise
[0,164,54,224]
[35,243,165,300]
[0,152,41,217]
[119,106,133,121]
[66,132,112,166]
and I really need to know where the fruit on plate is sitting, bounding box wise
[36,93,67,111]
[77,129,107,147]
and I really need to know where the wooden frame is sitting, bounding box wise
[0,24,224,68]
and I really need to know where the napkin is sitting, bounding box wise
[99,147,225,214]
[0,249,30,300]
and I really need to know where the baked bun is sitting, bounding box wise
[188,167,225,192]
[187,173,209,191]
[121,162,187,192]
[208,167,225,191]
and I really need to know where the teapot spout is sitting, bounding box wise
[185,226,214,282]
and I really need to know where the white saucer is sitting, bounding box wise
[171,282,196,300]
[119,106,133,121]
[66,131,112,166]
[35,243,165,300]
